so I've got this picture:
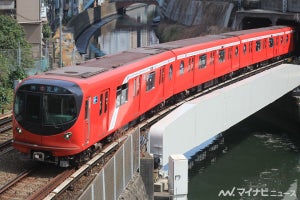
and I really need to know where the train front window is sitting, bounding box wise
[14,92,42,122]
[43,94,77,125]
[14,84,78,125]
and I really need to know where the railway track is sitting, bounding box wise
[0,60,290,199]
[0,113,12,134]
[0,113,14,157]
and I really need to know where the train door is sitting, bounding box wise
[99,89,109,134]
[84,97,91,145]
[132,77,141,116]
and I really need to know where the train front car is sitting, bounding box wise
[12,78,83,167]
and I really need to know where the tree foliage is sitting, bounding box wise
[0,15,32,111]
[0,15,30,49]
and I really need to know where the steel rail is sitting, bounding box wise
[0,169,34,194]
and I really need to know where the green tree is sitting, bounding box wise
[0,15,29,49]
[0,15,33,111]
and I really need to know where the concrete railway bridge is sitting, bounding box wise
[67,1,300,199]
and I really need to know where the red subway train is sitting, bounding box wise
[13,26,295,167]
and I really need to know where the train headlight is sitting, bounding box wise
[16,127,22,134]
[64,132,72,140]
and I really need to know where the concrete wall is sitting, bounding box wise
[67,2,117,40]
[261,0,300,12]
[161,0,234,27]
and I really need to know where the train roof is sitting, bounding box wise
[221,25,290,37]
[151,34,231,50]
[45,47,167,78]
[44,35,231,79]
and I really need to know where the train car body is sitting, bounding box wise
[12,26,295,167]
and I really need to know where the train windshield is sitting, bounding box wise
[14,92,77,125]
[14,83,82,135]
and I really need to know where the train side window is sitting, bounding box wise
[146,72,156,91]
[179,61,184,75]
[99,94,103,115]
[169,65,173,80]
[243,44,247,54]
[116,83,128,107]
[199,54,207,69]
[219,50,225,63]
[256,40,261,52]
[269,38,274,48]
[235,47,238,56]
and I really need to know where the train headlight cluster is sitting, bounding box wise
[64,132,72,140]
[16,127,22,134]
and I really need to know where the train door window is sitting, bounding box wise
[249,42,252,53]
[146,72,156,91]
[169,65,173,80]
[188,57,194,71]
[286,35,289,43]
[199,54,207,69]
[116,83,128,107]
[256,40,261,52]
[104,91,108,113]
[281,36,283,44]
[210,52,214,64]
[269,38,274,48]
[218,50,225,63]
[179,61,184,75]
[159,67,165,84]
[243,44,247,54]
[228,48,232,59]
[85,99,89,119]
[99,94,103,115]
[134,77,140,96]
[235,47,238,56]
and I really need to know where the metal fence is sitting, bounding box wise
[79,128,140,200]
[0,47,53,76]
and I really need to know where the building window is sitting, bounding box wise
[146,72,156,91]
[116,83,128,107]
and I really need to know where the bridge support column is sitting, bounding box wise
[292,87,300,122]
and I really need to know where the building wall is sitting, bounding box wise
[16,0,40,22]
[16,0,42,58]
